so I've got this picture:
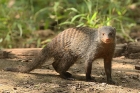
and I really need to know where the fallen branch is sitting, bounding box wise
[0,42,140,60]
[0,48,41,60]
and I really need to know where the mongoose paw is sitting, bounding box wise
[64,72,72,77]
[86,77,96,82]
[86,78,91,82]
[60,72,72,79]
[107,80,115,85]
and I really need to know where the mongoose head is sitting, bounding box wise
[98,26,116,44]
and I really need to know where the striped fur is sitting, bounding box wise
[5,26,116,84]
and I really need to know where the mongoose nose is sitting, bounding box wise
[106,38,110,41]
[105,38,111,43]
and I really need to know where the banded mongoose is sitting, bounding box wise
[5,26,116,84]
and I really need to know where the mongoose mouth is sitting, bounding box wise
[102,39,112,43]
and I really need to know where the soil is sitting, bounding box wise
[0,57,140,93]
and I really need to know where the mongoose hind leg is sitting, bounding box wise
[52,59,72,79]
[52,54,77,79]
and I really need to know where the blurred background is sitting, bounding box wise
[0,0,140,48]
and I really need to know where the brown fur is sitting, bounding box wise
[5,26,116,84]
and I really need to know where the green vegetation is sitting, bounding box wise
[0,0,138,48]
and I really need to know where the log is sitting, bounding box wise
[0,45,126,60]
[124,42,140,58]
[0,42,140,60]
[128,53,140,59]
[127,42,140,53]
[0,48,41,60]
[114,44,126,57]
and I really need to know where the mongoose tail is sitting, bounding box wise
[5,45,51,73]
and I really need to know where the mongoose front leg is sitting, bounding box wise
[85,59,93,81]
[104,57,115,84]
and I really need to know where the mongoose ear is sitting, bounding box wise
[113,27,116,32]
[98,26,102,29]
[97,26,103,31]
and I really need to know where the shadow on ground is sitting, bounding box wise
[0,58,139,93]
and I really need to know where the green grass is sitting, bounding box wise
[0,0,137,48]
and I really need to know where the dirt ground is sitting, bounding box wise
[0,57,140,93]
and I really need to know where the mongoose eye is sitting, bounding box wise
[102,33,105,36]
[109,33,113,36]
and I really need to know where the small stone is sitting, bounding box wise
[122,80,126,83]
[101,83,106,86]
[2,90,10,93]
[135,65,140,70]
[13,87,17,90]
[132,75,138,79]
[71,86,76,90]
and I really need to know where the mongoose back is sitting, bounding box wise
[5,26,116,84]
